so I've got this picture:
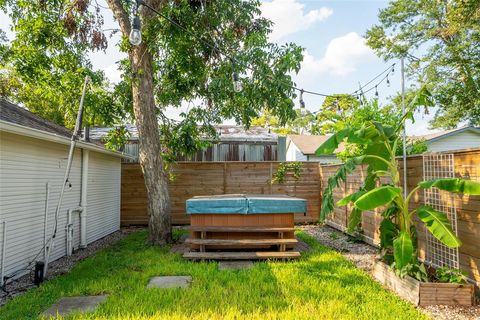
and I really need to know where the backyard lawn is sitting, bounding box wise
[0,230,427,320]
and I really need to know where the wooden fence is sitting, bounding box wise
[121,161,321,225]
[121,149,479,286]
[321,149,480,286]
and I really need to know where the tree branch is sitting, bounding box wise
[105,0,131,36]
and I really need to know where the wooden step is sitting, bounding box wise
[189,226,295,233]
[183,251,301,260]
[185,238,298,246]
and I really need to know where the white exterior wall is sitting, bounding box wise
[86,152,121,243]
[428,131,480,152]
[0,131,121,279]
[286,141,341,163]
[286,142,307,161]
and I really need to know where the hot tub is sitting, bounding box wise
[184,194,306,260]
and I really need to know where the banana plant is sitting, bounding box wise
[316,89,480,271]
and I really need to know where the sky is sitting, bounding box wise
[0,0,439,136]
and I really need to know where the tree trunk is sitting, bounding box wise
[105,0,171,244]
[131,44,172,245]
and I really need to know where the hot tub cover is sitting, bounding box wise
[186,194,307,214]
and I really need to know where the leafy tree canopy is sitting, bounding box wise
[1,0,303,158]
[0,0,125,128]
[365,0,480,128]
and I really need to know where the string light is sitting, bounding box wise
[375,86,379,98]
[299,89,305,109]
[386,76,390,87]
[131,0,396,100]
[232,72,242,92]
[231,59,242,92]
[129,1,142,45]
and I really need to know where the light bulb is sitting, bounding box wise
[129,16,142,46]
[386,77,391,87]
[299,89,305,109]
[232,73,242,92]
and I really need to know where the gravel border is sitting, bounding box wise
[0,227,141,306]
[300,224,480,320]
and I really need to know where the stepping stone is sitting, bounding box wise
[147,276,192,288]
[42,295,107,317]
[218,261,254,270]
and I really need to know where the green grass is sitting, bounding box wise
[0,231,428,320]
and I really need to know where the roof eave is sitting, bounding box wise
[427,127,480,144]
[0,120,132,159]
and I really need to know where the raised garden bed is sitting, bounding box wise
[373,261,475,306]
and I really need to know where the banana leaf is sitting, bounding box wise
[379,219,397,249]
[417,205,462,248]
[419,178,480,195]
[337,190,365,207]
[347,207,362,233]
[354,186,402,211]
[393,231,413,269]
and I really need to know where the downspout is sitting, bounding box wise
[0,221,6,287]
[80,148,89,248]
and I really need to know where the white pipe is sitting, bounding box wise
[1,221,7,287]
[44,182,50,261]
[45,76,90,277]
[66,210,73,256]
[80,149,89,248]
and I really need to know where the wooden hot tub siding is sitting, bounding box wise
[190,213,295,249]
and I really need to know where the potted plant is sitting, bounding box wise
[315,90,480,306]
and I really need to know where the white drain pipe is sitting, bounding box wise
[80,149,89,248]
[1,221,7,287]
[0,221,7,287]
[44,183,50,261]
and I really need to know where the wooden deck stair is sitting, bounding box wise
[184,225,300,261]
[185,238,298,246]
[184,251,301,260]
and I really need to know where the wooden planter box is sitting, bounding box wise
[373,261,475,306]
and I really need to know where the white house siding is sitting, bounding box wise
[428,131,480,152]
[0,131,120,279]
[86,152,121,243]
[286,143,307,161]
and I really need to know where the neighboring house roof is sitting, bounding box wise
[89,124,279,143]
[0,99,128,158]
[287,134,345,155]
[410,126,480,143]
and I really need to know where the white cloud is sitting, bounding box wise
[261,0,333,41]
[103,63,122,85]
[298,32,375,81]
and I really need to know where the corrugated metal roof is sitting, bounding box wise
[90,124,278,142]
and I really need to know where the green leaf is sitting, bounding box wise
[319,156,365,222]
[354,186,402,211]
[315,128,351,155]
[379,219,397,249]
[393,231,413,269]
[337,190,365,207]
[347,207,362,233]
[417,205,462,248]
[419,178,480,195]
